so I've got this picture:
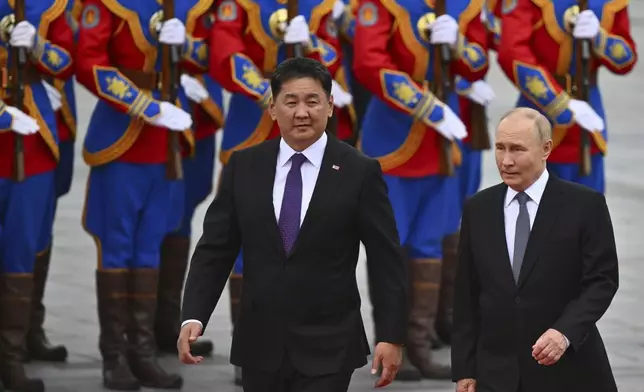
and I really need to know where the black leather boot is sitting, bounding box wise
[127,269,182,389]
[96,270,141,391]
[0,274,45,392]
[25,246,68,362]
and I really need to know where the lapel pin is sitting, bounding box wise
[332,165,340,171]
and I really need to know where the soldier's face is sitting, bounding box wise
[269,77,333,148]
[495,117,552,191]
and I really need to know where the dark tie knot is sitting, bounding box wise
[516,192,530,207]
[290,153,307,168]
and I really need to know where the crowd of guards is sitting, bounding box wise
[0,0,635,391]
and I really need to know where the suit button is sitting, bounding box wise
[514,297,521,304]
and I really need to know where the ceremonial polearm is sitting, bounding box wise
[162,0,183,180]
[11,0,26,181]
[575,0,592,176]
[433,0,454,176]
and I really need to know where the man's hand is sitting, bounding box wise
[370,342,402,388]
[177,322,204,365]
[532,328,569,366]
[456,378,477,392]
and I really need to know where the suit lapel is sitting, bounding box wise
[253,138,286,259]
[491,184,517,288]
[287,135,348,258]
[517,176,565,288]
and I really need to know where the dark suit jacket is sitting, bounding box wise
[452,175,619,392]
[181,134,407,376]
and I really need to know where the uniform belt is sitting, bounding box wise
[554,73,597,97]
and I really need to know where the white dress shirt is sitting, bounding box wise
[503,169,569,347]
[181,133,328,330]
[504,169,549,267]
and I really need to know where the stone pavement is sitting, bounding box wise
[29,6,644,392]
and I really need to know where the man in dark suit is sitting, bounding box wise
[452,107,619,392]
[177,57,407,391]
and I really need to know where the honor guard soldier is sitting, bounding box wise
[0,0,76,390]
[208,0,341,384]
[155,0,223,359]
[76,0,212,388]
[354,0,490,381]
[497,0,637,193]
[24,0,83,365]
[434,2,496,348]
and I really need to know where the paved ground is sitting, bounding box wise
[28,6,644,392]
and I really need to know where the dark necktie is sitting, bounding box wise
[278,153,307,254]
[512,192,531,284]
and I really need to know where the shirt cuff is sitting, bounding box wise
[181,319,203,330]
[563,334,570,348]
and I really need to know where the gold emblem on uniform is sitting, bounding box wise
[393,81,419,106]
[196,44,208,61]
[269,8,288,40]
[609,42,626,59]
[525,75,548,99]
[242,65,264,90]
[47,50,63,67]
[417,12,436,42]
[0,14,15,42]
[149,10,164,38]
[564,5,579,33]
[106,76,133,100]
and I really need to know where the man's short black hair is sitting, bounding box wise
[270,57,333,99]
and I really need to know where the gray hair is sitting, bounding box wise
[498,107,552,142]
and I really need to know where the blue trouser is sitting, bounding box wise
[83,162,183,270]
[0,171,55,273]
[55,140,75,198]
[459,144,482,204]
[383,175,449,259]
[547,154,605,194]
[174,137,216,238]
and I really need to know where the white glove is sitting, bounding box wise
[429,15,459,46]
[10,21,37,49]
[180,74,209,104]
[467,80,495,106]
[331,80,352,108]
[159,18,186,45]
[150,102,193,131]
[42,81,62,111]
[6,106,39,135]
[568,99,604,133]
[573,10,600,39]
[284,15,310,44]
[424,101,467,140]
[332,0,345,21]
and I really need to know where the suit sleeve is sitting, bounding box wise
[33,12,76,80]
[451,200,480,381]
[593,7,637,75]
[451,12,490,81]
[552,193,619,351]
[181,152,242,332]
[209,0,271,106]
[76,0,161,121]
[359,159,407,345]
[497,0,574,126]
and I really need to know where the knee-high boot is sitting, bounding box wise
[0,274,45,392]
[155,235,213,356]
[96,270,140,391]
[437,233,459,345]
[126,269,182,389]
[24,246,68,362]
[405,258,451,379]
[228,273,243,386]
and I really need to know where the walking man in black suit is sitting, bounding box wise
[177,57,407,391]
[452,107,619,392]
